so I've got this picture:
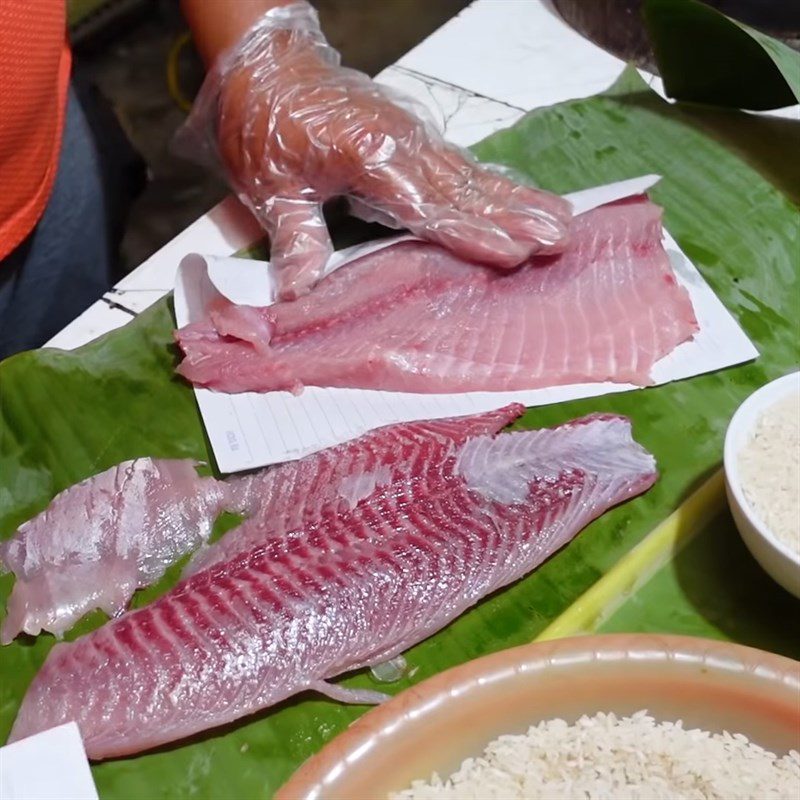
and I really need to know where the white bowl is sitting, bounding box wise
[724,371,800,598]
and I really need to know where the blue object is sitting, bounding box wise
[0,82,143,359]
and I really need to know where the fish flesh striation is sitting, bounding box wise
[0,409,521,644]
[10,411,657,759]
[0,459,247,643]
[187,404,521,576]
[175,197,697,394]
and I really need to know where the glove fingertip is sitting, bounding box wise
[420,217,533,269]
[272,242,333,301]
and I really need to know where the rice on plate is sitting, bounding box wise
[390,710,800,800]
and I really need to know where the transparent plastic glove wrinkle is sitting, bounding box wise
[175,1,572,300]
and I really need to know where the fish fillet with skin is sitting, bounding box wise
[9,410,657,759]
[0,459,242,643]
[175,196,698,394]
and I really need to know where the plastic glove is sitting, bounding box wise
[178,1,573,300]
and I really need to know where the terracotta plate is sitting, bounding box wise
[277,633,800,799]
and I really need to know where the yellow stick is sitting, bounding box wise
[535,469,726,642]
[167,32,194,113]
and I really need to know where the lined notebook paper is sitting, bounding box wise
[174,176,757,473]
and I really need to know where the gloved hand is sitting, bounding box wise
[178,1,573,300]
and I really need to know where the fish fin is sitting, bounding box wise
[310,680,389,705]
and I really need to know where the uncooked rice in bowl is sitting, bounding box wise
[738,392,800,557]
[390,710,800,800]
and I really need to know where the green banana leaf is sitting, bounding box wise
[600,507,800,652]
[644,0,800,109]
[67,0,104,27]
[1,67,799,797]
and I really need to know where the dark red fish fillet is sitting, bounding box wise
[9,413,657,759]
[190,403,522,575]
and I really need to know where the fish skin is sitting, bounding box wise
[175,197,698,395]
[9,413,656,759]
[0,459,237,644]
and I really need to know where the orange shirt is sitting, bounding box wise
[0,0,71,260]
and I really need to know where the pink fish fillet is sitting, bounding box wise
[9,411,657,759]
[0,459,241,643]
[175,196,698,394]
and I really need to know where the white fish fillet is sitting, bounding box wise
[0,459,235,643]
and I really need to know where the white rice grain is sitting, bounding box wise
[390,711,800,800]
[739,392,800,556]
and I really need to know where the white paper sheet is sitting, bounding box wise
[0,723,98,800]
[174,175,758,473]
